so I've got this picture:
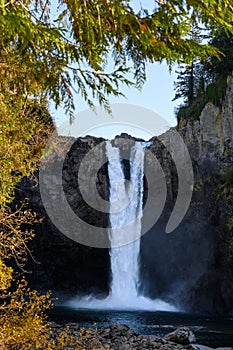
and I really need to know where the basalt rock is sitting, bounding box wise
[140,75,233,315]
[50,324,233,350]
[14,136,110,297]
[164,327,196,345]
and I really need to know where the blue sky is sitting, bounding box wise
[54,62,180,135]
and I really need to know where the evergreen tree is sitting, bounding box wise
[173,62,195,104]
[173,28,233,114]
[173,26,205,105]
[173,60,206,105]
[203,30,233,82]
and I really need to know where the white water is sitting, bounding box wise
[106,141,144,304]
[67,141,177,312]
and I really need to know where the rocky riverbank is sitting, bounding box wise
[50,323,233,350]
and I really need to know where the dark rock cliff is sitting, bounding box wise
[141,74,233,314]
[15,136,111,297]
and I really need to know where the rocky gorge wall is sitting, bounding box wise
[15,75,233,315]
[15,137,111,297]
[140,74,233,314]
[177,75,233,314]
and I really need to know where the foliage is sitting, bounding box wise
[173,61,204,105]
[0,124,54,349]
[0,78,54,349]
[203,29,233,81]
[0,279,53,350]
[176,77,227,121]
[173,26,205,105]
[52,325,110,350]
[0,98,53,205]
[174,27,233,121]
[1,1,233,116]
[176,75,228,120]
[205,76,228,106]
[175,97,206,121]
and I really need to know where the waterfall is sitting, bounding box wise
[67,139,177,311]
[106,141,145,304]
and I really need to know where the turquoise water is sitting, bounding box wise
[48,306,233,347]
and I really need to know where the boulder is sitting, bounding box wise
[189,345,214,350]
[164,327,196,345]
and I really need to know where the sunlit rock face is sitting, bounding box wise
[175,75,233,314]
[178,74,233,172]
[14,75,233,315]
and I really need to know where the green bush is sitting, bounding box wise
[176,76,228,121]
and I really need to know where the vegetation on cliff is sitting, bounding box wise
[174,30,233,120]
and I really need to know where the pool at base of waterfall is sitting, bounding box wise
[48,306,233,348]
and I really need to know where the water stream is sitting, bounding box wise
[67,140,175,311]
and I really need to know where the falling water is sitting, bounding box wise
[67,140,177,311]
[106,140,144,304]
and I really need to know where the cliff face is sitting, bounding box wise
[173,75,233,314]
[15,137,111,297]
[178,77,233,172]
[15,77,233,315]
[142,75,233,315]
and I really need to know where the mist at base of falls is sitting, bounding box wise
[66,294,177,312]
